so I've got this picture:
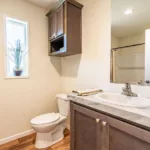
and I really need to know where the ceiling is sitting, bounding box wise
[26,0,60,9]
[26,0,150,38]
[112,0,150,38]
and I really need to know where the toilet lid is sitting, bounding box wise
[31,113,60,125]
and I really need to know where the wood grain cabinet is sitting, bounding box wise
[48,5,64,41]
[49,12,57,40]
[46,0,83,57]
[56,5,64,37]
[71,102,150,150]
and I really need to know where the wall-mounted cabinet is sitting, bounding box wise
[46,0,83,57]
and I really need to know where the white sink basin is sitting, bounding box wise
[95,92,150,108]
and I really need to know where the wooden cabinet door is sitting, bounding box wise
[106,118,150,150]
[71,102,150,150]
[71,103,102,150]
[49,12,57,40]
[56,4,64,37]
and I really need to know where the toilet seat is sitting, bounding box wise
[31,113,60,125]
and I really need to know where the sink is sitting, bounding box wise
[95,92,150,108]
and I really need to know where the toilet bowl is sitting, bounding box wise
[31,94,70,149]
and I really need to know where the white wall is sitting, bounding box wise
[61,0,111,92]
[61,0,150,97]
[0,0,61,139]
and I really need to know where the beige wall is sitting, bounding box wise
[111,35,119,49]
[61,0,111,92]
[119,32,145,46]
[0,0,61,139]
[111,32,145,49]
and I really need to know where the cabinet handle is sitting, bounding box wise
[102,121,107,126]
[96,119,100,123]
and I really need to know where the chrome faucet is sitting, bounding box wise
[122,83,138,97]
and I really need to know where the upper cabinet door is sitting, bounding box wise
[56,5,64,37]
[49,12,57,40]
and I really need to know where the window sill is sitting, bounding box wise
[4,76,30,79]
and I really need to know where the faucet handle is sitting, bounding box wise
[145,80,150,84]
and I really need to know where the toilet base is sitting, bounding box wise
[35,123,65,149]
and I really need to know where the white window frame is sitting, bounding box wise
[4,16,30,79]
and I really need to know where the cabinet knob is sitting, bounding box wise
[102,121,107,126]
[96,119,100,123]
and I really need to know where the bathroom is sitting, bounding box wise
[0,0,150,149]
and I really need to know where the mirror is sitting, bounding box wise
[111,0,150,86]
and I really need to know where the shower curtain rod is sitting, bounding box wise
[111,43,145,51]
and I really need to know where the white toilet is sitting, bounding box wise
[31,94,70,149]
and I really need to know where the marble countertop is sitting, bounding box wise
[68,93,150,131]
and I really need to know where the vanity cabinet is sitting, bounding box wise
[46,0,83,57]
[71,102,150,150]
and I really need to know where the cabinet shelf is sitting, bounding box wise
[49,34,64,42]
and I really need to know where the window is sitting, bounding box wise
[5,17,29,78]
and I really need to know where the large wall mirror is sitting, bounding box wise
[111,0,150,86]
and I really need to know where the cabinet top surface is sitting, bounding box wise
[46,0,83,17]
[68,93,150,130]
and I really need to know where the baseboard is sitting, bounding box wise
[0,124,69,145]
[0,129,35,145]
[66,124,70,130]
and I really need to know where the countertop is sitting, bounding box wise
[68,93,150,131]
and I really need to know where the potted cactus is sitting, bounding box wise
[7,39,27,76]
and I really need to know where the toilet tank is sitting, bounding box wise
[57,94,70,117]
